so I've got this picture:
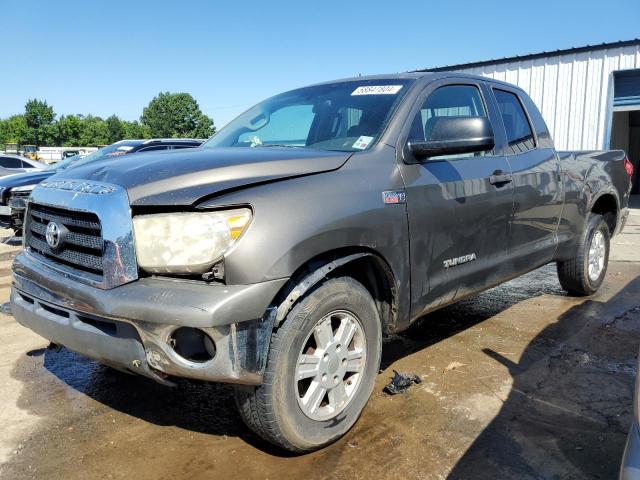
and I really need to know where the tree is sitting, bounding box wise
[0,115,30,146]
[51,115,84,146]
[121,120,151,140]
[106,115,125,144]
[0,92,213,147]
[78,115,109,146]
[141,92,215,138]
[191,113,216,139]
[24,99,55,146]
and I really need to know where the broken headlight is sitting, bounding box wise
[132,209,252,274]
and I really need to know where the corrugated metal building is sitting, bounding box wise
[423,39,640,192]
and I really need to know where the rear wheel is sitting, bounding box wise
[235,277,382,452]
[557,214,610,296]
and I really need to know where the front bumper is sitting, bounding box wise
[621,422,640,480]
[11,251,287,385]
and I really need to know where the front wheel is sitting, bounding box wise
[557,214,610,296]
[235,277,382,452]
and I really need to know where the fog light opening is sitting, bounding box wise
[169,327,216,363]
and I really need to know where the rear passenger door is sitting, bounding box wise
[398,79,514,318]
[491,87,563,272]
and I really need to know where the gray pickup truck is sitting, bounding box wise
[10,73,633,452]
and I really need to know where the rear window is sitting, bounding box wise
[493,89,536,154]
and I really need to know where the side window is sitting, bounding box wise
[172,144,198,150]
[2,157,24,168]
[409,85,491,158]
[493,89,536,154]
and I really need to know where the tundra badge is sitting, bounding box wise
[444,253,477,269]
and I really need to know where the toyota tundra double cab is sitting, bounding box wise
[11,73,633,452]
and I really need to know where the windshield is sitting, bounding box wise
[203,79,413,152]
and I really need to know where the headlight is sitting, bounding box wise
[12,184,37,193]
[132,208,252,274]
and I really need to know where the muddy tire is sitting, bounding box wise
[557,214,610,296]
[234,277,382,452]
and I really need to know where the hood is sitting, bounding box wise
[52,147,352,206]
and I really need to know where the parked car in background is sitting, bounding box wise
[0,138,204,230]
[0,154,47,172]
[61,150,82,160]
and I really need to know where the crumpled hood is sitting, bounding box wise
[51,147,352,206]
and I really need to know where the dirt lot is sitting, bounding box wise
[1,205,640,480]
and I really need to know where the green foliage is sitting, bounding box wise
[51,115,84,146]
[141,92,215,138]
[106,115,125,144]
[122,120,151,140]
[78,115,109,146]
[0,92,213,149]
[0,115,30,146]
[24,99,55,146]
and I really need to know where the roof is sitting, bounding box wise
[418,38,640,72]
[305,72,435,88]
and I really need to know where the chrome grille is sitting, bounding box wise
[26,203,104,275]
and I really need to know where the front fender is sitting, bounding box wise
[197,145,412,329]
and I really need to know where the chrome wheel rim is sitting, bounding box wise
[295,310,366,421]
[588,230,606,282]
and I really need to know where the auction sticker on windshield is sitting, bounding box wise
[353,136,374,150]
[351,85,403,95]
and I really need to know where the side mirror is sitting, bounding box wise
[407,116,494,162]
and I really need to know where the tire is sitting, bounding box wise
[557,214,610,296]
[235,277,382,452]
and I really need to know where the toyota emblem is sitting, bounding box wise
[45,221,61,249]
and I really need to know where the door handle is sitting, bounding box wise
[489,174,512,186]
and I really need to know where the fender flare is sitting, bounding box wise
[274,252,372,324]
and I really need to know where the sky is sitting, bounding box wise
[1,0,639,128]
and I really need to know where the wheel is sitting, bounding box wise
[235,277,382,452]
[557,214,610,296]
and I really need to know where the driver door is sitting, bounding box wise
[398,80,515,318]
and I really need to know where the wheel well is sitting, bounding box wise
[271,249,398,336]
[338,255,397,335]
[591,194,618,233]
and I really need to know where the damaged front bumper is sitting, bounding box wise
[11,251,287,385]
